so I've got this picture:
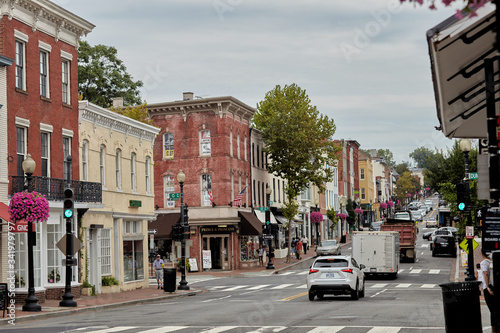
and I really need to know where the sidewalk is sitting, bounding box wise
[0,235,352,325]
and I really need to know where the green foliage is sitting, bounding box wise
[326,207,340,229]
[102,276,119,286]
[409,146,436,169]
[78,41,143,107]
[82,280,92,288]
[376,149,396,167]
[395,162,410,175]
[395,171,417,204]
[109,103,153,125]
[346,199,356,227]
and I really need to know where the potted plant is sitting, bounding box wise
[48,269,61,283]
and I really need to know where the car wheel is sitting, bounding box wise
[351,281,359,300]
[359,280,365,298]
[317,293,324,300]
[308,290,315,301]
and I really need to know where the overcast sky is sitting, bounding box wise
[57,0,465,164]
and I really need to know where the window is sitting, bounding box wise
[41,133,50,177]
[252,143,254,166]
[145,156,151,194]
[131,153,137,192]
[62,59,70,104]
[360,168,365,180]
[164,132,173,158]
[257,181,261,207]
[16,127,26,176]
[82,140,88,181]
[164,175,175,208]
[237,133,240,159]
[101,229,112,276]
[253,180,256,206]
[256,146,260,168]
[230,130,233,157]
[361,188,366,200]
[40,51,49,97]
[47,224,62,284]
[63,137,71,180]
[277,180,281,203]
[200,130,211,155]
[116,149,122,190]
[123,236,144,282]
[100,145,106,187]
[201,174,212,206]
[244,136,247,161]
[273,179,276,202]
[15,40,25,90]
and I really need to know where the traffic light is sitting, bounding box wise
[457,182,466,211]
[63,187,74,219]
[183,205,189,224]
[183,225,190,240]
[172,223,182,241]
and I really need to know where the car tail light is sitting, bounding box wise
[309,269,319,274]
[341,268,353,274]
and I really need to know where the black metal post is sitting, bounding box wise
[22,171,41,312]
[60,155,76,306]
[266,191,274,269]
[178,180,189,290]
[485,58,500,207]
[463,151,476,282]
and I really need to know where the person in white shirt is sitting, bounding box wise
[481,250,496,332]
[301,236,309,255]
[153,255,165,289]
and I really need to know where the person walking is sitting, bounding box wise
[153,254,164,289]
[296,238,303,260]
[258,245,264,266]
[476,263,484,294]
[301,236,309,255]
[291,237,296,257]
[481,250,496,332]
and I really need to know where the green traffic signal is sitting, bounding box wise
[458,202,465,211]
[64,208,73,218]
[63,187,74,219]
[266,220,270,225]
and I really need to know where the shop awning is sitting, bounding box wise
[254,210,278,224]
[148,213,181,238]
[274,214,288,224]
[238,211,262,236]
[0,202,10,222]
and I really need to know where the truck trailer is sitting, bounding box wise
[380,217,417,263]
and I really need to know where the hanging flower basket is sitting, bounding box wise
[380,203,387,209]
[337,213,347,219]
[9,191,50,223]
[354,208,363,214]
[310,211,323,223]
[388,201,394,207]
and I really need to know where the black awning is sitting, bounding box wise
[149,213,181,238]
[238,211,263,236]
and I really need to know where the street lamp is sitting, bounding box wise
[339,195,347,243]
[265,186,274,270]
[460,139,475,282]
[314,198,319,244]
[355,198,361,230]
[22,154,41,312]
[177,170,189,290]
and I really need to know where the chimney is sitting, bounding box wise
[183,92,194,101]
[112,97,124,108]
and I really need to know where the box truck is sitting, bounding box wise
[381,217,418,263]
[352,231,400,279]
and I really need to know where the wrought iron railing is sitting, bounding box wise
[10,176,102,203]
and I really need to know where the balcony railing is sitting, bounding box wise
[10,176,102,203]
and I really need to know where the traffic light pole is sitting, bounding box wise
[463,151,475,282]
[266,191,274,270]
[178,179,189,290]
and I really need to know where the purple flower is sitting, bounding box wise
[310,211,323,223]
[9,191,50,223]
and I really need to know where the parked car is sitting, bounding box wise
[315,240,341,256]
[431,234,457,257]
[307,255,365,301]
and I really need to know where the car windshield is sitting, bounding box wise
[313,258,348,268]
[435,236,453,243]
[435,230,450,235]
[320,240,337,247]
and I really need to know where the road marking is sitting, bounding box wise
[245,327,287,332]
[246,284,270,290]
[279,272,294,276]
[208,286,227,290]
[366,327,402,332]
[421,244,428,248]
[399,269,405,273]
[396,284,411,288]
[270,284,294,289]
[370,288,387,298]
[297,271,309,275]
[410,269,422,274]
[198,327,239,333]
[306,326,345,332]
[81,328,136,333]
[201,295,231,303]
[370,283,388,288]
[218,285,249,291]
[139,327,189,333]
[421,284,436,289]
[296,284,307,289]
[429,269,440,274]
[282,291,308,301]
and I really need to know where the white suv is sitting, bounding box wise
[306,255,365,301]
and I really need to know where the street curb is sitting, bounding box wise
[0,289,202,325]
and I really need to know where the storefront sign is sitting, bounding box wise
[129,200,142,208]
[202,250,212,269]
[8,221,35,233]
[189,258,198,272]
[200,225,236,234]
[481,207,500,252]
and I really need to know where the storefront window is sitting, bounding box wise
[240,236,259,261]
[123,239,144,282]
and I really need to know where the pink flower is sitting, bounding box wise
[336,213,347,219]
[355,208,363,214]
[380,203,388,209]
[310,211,323,223]
[9,191,50,223]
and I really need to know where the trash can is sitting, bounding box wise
[163,268,176,292]
[439,281,482,333]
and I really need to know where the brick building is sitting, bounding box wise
[147,93,262,271]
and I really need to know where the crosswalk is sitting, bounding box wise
[67,325,445,333]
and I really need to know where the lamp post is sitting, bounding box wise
[314,198,319,244]
[339,195,347,243]
[177,170,189,290]
[460,139,475,281]
[355,198,361,230]
[265,186,274,270]
[22,154,41,312]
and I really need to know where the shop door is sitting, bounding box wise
[209,237,222,269]
[203,235,230,270]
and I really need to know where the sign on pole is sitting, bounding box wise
[469,172,478,180]
[57,234,83,256]
[465,226,474,239]
[169,193,181,199]
[460,238,479,254]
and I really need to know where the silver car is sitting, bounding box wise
[315,240,341,256]
[306,255,365,301]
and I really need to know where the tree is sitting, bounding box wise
[376,149,396,167]
[78,41,143,107]
[109,103,153,125]
[409,147,437,169]
[395,171,417,206]
[395,162,410,175]
[253,84,340,262]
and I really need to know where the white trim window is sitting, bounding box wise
[230,130,233,157]
[244,136,247,161]
[145,156,151,194]
[116,149,122,190]
[40,50,49,98]
[41,132,50,177]
[15,40,26,90]
[201,173,212,206]
[62,59,70,104]
[360,168,365,181]
[101,228,112,276]
[237,133,240,159]
[361,188,366,200]
[100,145,106,187]
[82,140,88,181]
[200,129,211,156]
[131,153,137,192]
[63,137,71,180]
[164,175,175,208]
[16,127,26,176]
[163,132,173,158]
[47,224,62,284]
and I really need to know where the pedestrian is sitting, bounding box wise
[258,245,264,266]
[476,263,484,294]
[481,250,496,332]
[301,236,309,255]
[296,238,303,260]
[291,237,296,256]
[153,254,164,289]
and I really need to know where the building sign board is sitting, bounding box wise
[200,225,236,234]
[481,207,500,252]
[8,221,35,233]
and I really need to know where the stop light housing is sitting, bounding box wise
[457,182,466,211]
[63,188,74,218]
[172,223,182,241]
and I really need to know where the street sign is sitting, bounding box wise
[460,238,479,254]
[469,172,478,180]
[57,234,83,256]
[148,229,158,235]
[258,207,268,212]
[269,201,273,205]
[263,234,274,239]
[481,207,500,252]
[465,226,474,239]
[169,193,181,199]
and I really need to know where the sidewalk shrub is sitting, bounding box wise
[102,276,119,286]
